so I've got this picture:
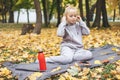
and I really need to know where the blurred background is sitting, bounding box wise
[0,0,120,30]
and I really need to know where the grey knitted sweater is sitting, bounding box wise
[57,20,90,49]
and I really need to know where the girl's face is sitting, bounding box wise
[66,9,78,24]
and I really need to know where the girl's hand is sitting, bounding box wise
[77,16,81,22]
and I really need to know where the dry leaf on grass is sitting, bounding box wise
[0,26,120,79]
[51,66,61,72]
[94,60,102,65]
[102,59,109,64]
[27,72,42,80]
[117,51,120,55]
[112,47,120,52]
[108,56,115,60]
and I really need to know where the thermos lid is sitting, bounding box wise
[36,46,43,53]
[38,48,43,53]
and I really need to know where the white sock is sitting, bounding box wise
[46,57,54,63]
[35,57,54,63]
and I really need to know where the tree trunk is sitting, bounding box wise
[56,0,62,27]
[1,14,4,23]
[8,0,14,23]
[118,1,120,16]
[33,0,42,34]
[101,0,110,27]
[2,14,7,23]
[119,3,120,15]
[1,0,7,23]
[89,2,96,21]
[1,7,6,23]
[26,9,30,23]
[17,10,20,24]
[79,0,85,21]
[49,0,56,22]
[5,14,7,23]
[42,0,49,27]
[9,11,14,23]
[92,0,101,28]
[85,0,90,27]
[113,9,116,22]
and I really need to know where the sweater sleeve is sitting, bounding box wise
[57,22,66,37]
[79,20,90,35]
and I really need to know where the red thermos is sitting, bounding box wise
[38,51,46,71]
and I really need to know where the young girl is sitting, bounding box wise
[36,5,93,64]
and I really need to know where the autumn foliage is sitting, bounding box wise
[0,25,120,80]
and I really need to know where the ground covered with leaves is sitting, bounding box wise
[0,24,120,80]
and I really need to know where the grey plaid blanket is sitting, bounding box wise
[3,44,120,80]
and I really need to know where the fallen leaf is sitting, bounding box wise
[67,66,79,76]
[102,59,109,64]
[116,75,120,80]
[117,51,120,55]
[0,67,11,76]
[116,66,120,73]
[94,60,102,65]
[108,56,115,60]
[51,66,61,72]
[0,45,5,48]
[28,72,42,80]
[112,47,120,52]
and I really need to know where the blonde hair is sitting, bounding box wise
[64,4,79,16]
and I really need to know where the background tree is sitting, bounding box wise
[41,0,49,27]
[12,3,21,24]
[33,0,42,34]
[0,0,119,29]
[85,0,90,27]
[89,2,96,21]
[92,0,101,28]
[13,0,33,23]
[56,0,62,27]
[79,0,84,21]
[92,0,110,28]
[0,0,9,23]
[119,2,120,15]
[107,0,119,22]
[49,0,56,24]
[8,0,15,23]
[101,0,110,27]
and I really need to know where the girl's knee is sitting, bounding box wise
[74,50,93,61]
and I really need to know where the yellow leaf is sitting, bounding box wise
[90,72,97,78]
[74,62,79,67]
[116,75,120,80]
[0,67,11,76]
[51,66,61,72]
[95,68,103,73]
[110,70,117,75]
[112,47,120,52]
[108,56,115,60]
[83,68,90,75]
[94,60,102,64]
[22,53,28,58]
[0,78,4,80]
[116,66,120,73]
[58,75,66,80]
[28,72,42,80]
